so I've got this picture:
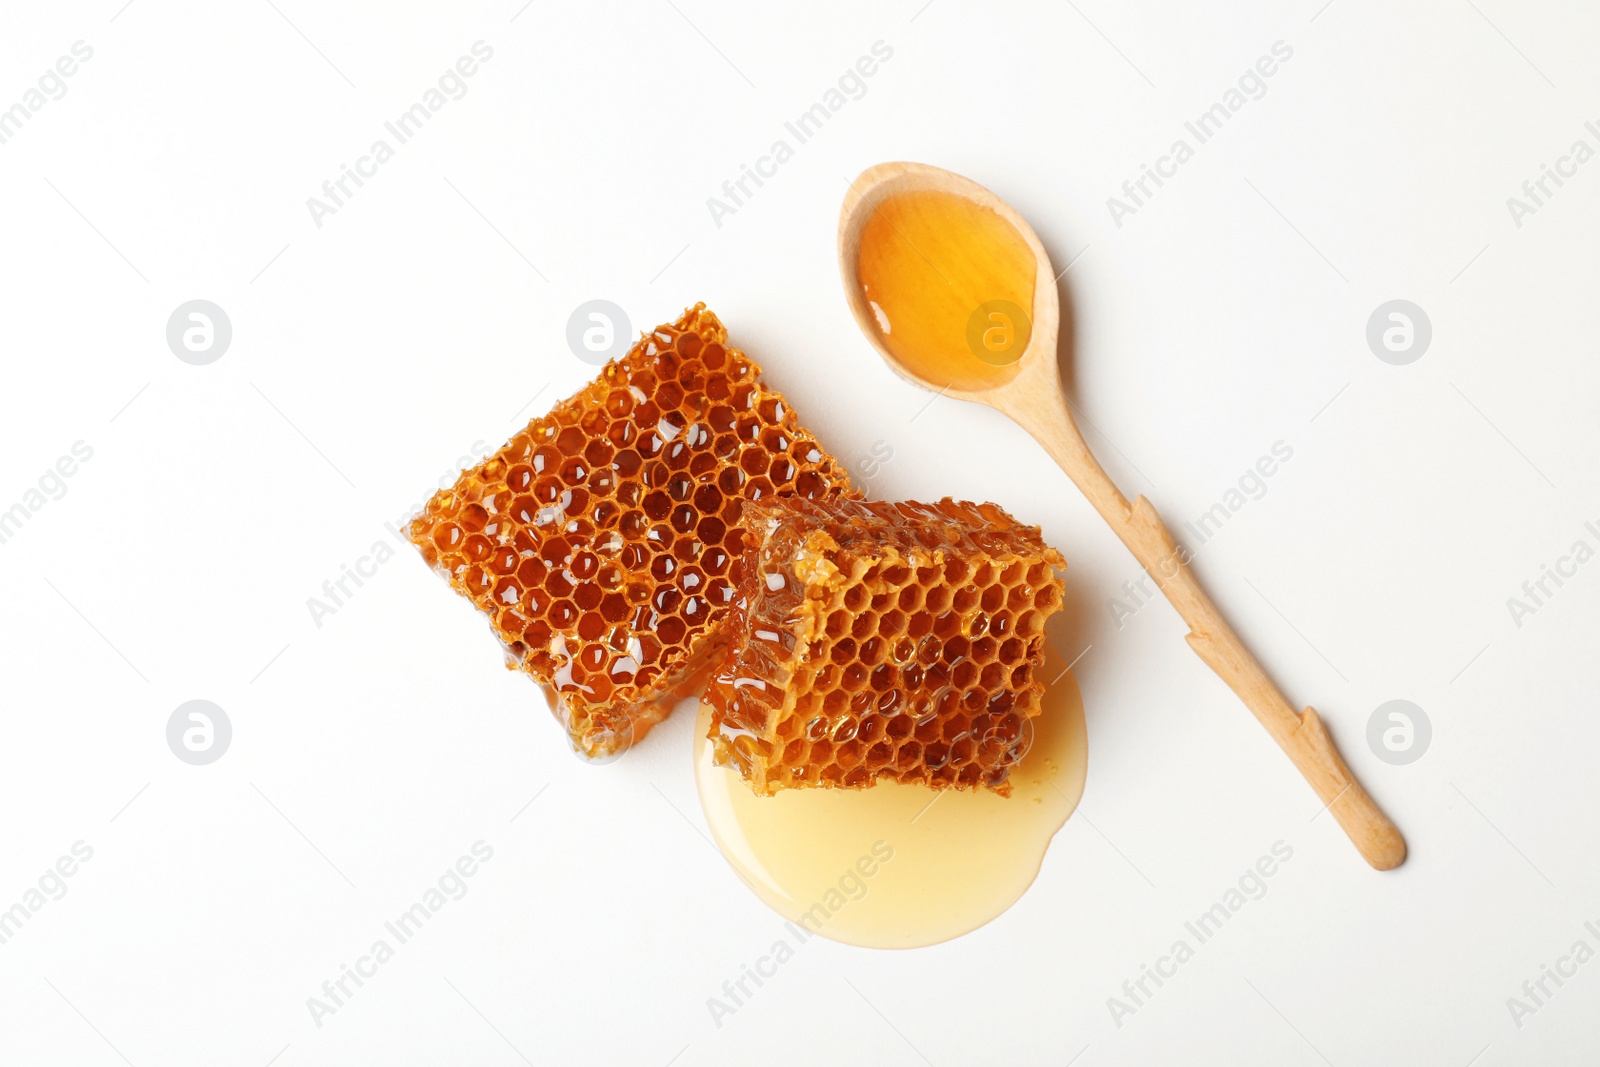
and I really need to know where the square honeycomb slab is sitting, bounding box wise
[706,495,1066,795]
[408,304,857,758]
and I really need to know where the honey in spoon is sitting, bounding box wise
[856,188,1036,391]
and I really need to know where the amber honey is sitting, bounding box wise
[408,293,1091,945]
[696,647,1087,948]
[407,304,856,759]
[706,495,1066,795]
[856,188,1037,391]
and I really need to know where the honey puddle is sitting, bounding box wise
[856,187,1037,392]
[695,648,1087,948]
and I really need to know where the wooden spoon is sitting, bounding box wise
[837,161,1406,871]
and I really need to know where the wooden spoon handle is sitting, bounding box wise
[1018,396,1406,870]
[1144,503,1407,871]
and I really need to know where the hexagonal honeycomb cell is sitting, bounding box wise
[407,304,857,758]
[706,495,1066,796]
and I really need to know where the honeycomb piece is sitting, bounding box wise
[706,495,1066,796]
[408,304,857,758]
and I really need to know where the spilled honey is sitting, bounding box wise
[695,647,1087,948]
[856,188,1037,392]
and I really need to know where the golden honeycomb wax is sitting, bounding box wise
[408,304,857,758]
[706,495,1066,795]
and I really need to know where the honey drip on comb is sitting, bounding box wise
[856,188,1037,392]
[695,646,1087,949]
[707,495,1066,795]
[406,304,856,759]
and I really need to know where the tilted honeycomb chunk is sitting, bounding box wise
[706,495,1066,795]
[408,304,857,758]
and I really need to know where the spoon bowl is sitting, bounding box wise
[840,161,1060,401]
[838,161,1406,871]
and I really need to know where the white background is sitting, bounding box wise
[1,1,1597,1064]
